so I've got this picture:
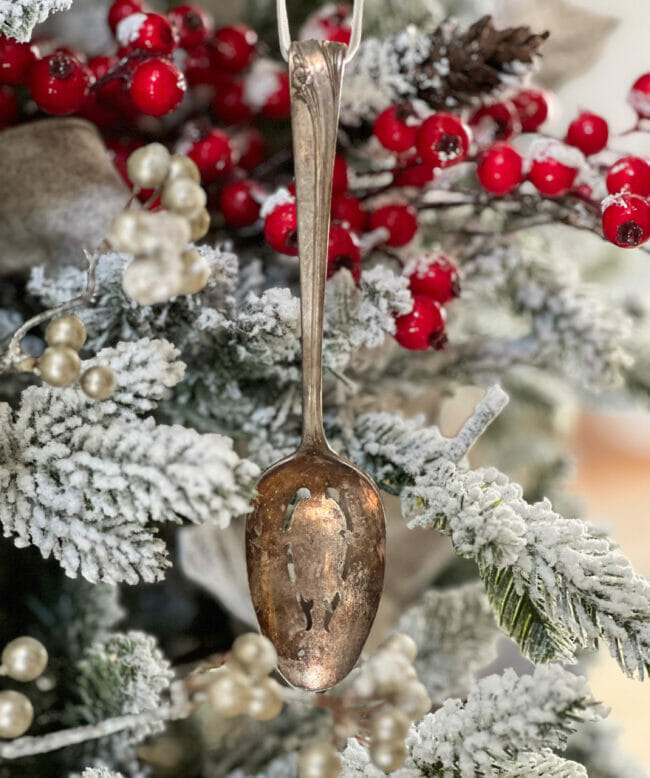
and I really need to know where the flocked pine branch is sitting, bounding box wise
[72,631,173,740]
[28,250,412,462]
[499,750,588,778]
[409,665,605,777]
[0,0,72,40]
[439,236,633,391]
[396,581,500,700]
[348,391,650,678]
[0,337,259,584]
[81,769,124,778]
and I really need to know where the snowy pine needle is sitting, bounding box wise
[0,0,72,40]
[397,582,500,700]
[0,338,258,584]
[411,665,606,776]
[74,631,172,741]
[350,393,650,678]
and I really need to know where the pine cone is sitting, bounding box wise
[341,16,549,128]
[416,16,550,109]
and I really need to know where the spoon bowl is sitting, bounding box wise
[246,448,385,690]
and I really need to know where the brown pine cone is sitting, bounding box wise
[341,16,549,128]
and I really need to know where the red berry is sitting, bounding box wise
[234,127,266,170]
[394,162,435,188]
[528,142,580,197]
[332,154,348,194]
[409,257,459,304]
[168,4,213,50]
[416,112,471,168]
[264,200,298,255]
[186,128,233,182]
[108,0,145,33]
[212,78,254,123]
[394,295,446,351]
[184,43,218,86]
[129,57,185,116]
[602,193,650,248]
[106,136,145,183]
[369,203,418,247]
[87,55,121,98]
[28,52,88,115]
[565,111,608,156]
[303,4,352,45]
[0,85,19,125]
[606,156,650,197]
[0,36,37,86]
[212,24,257,72]
[477,143,523,196]
[331,192,367,232]
[117,12,177,55]
[373,104,419,152]
[261,70,290,119]
[328,223,361,282]
[219,179,262,228]
[511,88,549,132]
[628,73,650,119]
[469,101,520,147]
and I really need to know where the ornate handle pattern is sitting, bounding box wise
[289,40,347,449]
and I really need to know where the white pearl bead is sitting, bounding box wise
[162,178,207,219]
[371,653,417,696]
[298,741,342,778]
[122,257,182,306]
[230,633,278,680]
[245,677,284,721]
[38,346,81,387]
[107,210,141,253]
[206,666,250,718]
[80,366,117,400]
[44,314,87,351]
[0,690,33,739]
[393,680,431,721]
[189,208,211,241]
[177,249,210,296]
[369,709,410,743]
[127,143,171,190]
[167,155,201,183]
[108,211,191,256]
[1,637,48,682]
[370,740,408,773]
[380,633,418,663]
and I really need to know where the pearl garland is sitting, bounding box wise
[0,690,33,739]
[1,637,48,683]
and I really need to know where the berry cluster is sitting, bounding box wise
[107,143,211,304]
[206,633,284,722]
[21,314,117,400]
[0,636,48,739]
[393,255,459,351]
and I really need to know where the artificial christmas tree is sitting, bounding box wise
[0,0,649,776]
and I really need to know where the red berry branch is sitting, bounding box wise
[1,4,649,357]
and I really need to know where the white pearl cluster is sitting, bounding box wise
[0,636,48,739]
[352,633,431,773]
[108,143,211,306]
[30,314,117,400]
[206,633,284,722]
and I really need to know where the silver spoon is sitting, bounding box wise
[246,3,386,692]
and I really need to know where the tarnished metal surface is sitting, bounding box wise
[245,39,386,691]
[246,449,385,690]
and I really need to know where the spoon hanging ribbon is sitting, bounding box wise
[245,0,386,692]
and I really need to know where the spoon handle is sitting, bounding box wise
[289,40,346,450]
